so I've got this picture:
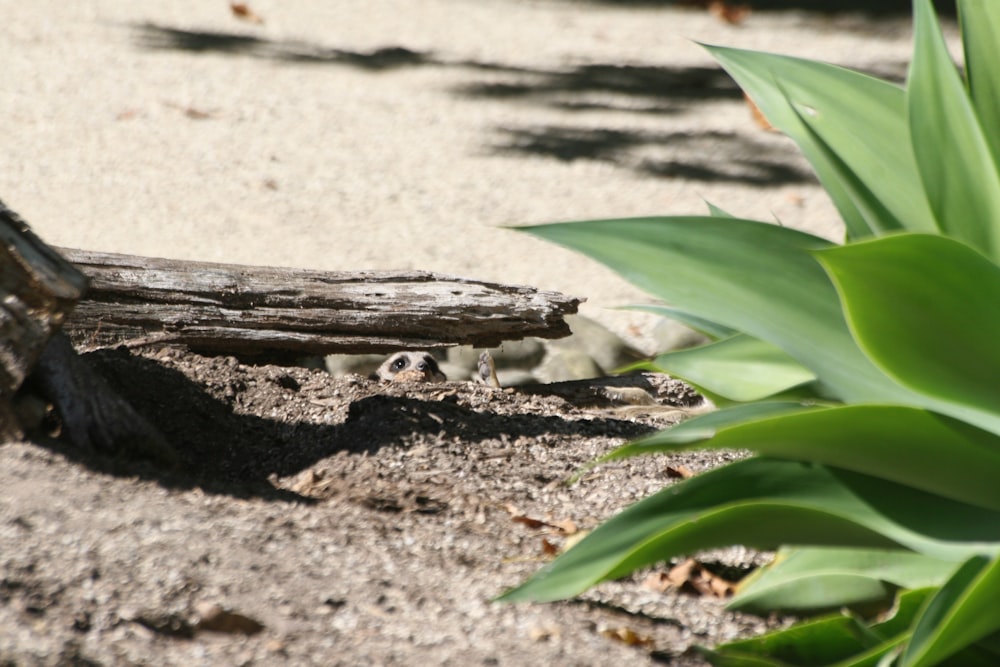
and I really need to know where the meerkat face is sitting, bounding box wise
[376,351,447,383]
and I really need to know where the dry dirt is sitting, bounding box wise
[3,347,774,666]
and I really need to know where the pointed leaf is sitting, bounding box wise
[817,234,1000,436]
[651,405,1000,512]
[960,0,1000,168]
[705,44,937,239]
[732,547,955,614]
[499,458,1000,603]
[707,614,878,667]
[602,401,810,462]
[908,0,1000,259]
[903,555,1000,667]
[706,200,737,218]
[788,98,922,237]
[652,334,816,402]
[519,217,917,404]
[711,589,933,667]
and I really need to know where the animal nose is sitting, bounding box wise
[416,360,427,371]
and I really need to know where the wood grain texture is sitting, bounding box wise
[61,249,581,356]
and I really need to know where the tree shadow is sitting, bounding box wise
[130,22,903,187]
[492,126,814,185]
[569,0,953,16]
[35,348,655,502]
[455,63,740,112]
[133,23,433,69]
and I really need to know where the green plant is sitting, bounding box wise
[499,1,1000,664]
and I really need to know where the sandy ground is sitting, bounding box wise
[1,0,933,349]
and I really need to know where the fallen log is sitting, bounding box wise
[61,249,581,357]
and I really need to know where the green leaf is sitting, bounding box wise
[602,401,810,462]
[732,547,956,615]
[705,614,880,667]
[651,334,816,402]
[817,234,1000,437]
[908,0,1000,259]
[903,555,1000,667]
[519,217,918,404]
[628,303,736,340]
[498,458,1000,603]
[705,44,937,240]
[709,589,938,667]
[649,405,1000,512]
[706,200,737,218]
[960,0,1000,168]
[787,98,916,237]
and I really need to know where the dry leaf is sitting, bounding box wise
[641,571,673,593]
[528,624,561,641]
[708,0,751,24]
[600,626,654,648]
[163,101,220,120]
[512,514,549,530]
[665,464,695,479]
[506,505,577,534]
[230,2,264,24]
[115,108,141,121]
[643,559,736,598]
[552,518,578,535]
[744,93,776,132]
[541,538,559,556]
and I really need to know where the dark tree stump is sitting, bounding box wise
[0,201,88,440]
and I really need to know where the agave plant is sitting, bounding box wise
[500,1,1000,664]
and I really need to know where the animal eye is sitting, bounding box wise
[392,356,408,371]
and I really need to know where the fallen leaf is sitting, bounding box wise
[230,2,265,24]
[529,624,561,641]
[115,108,141,121]
[600,626,654,649]
[709,0,751,24]
[541,538,559,556]
[744,93,776,132]
[512,514,549,530]
[163,101,220,120]
[643,559,736,598]
[665,464,694,480]
[642,571,673,593]
[552,518,578,535]
[506,506,578,534]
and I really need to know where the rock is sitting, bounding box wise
[651,318,709,353]
[324,353,387,378]
[535,315,647,382]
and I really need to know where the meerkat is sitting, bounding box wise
[476,351,501,388]
[376,351,448,383]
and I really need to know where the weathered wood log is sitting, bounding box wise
[0,201,88,439]
[60,249,581,357]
